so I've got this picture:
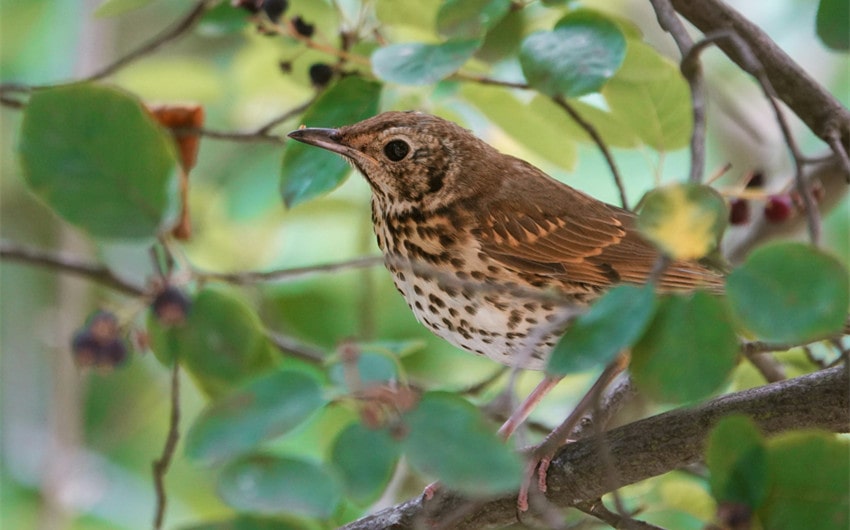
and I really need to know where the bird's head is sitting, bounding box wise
[287,111,501,212]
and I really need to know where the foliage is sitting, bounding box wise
[1,1,848,529]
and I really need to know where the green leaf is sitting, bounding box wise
[462,85,578,168]
[548,284,656,374]
[603,40,692,150]
[330,422,401,505]
[197,3,252,36]
[436,0,512,39]
[760,431,850,530]
[179,515,302,530]
[280,77,381,208]
[401,392,522,496]
[371,39,481,85]
[632,292,738,403]
[706,415,768,508]
[218,454,341,519]
[185,369,326,465]
[328,351,398,390]
[19,84,178,240]
[95,0,155,17]
[726,242,850,343]
[816,0,850,51]
[529,95,639,148]
[637,183,728,260]
[148,287,273,397]
[519,10,626,98]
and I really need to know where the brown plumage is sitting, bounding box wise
[289,111,724,369]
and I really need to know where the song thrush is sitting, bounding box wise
[288,111,724,371]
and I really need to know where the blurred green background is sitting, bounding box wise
[1,0,847,529]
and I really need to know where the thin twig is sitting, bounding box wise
[88,1,215,82]
[255,97,317,134]
[695,30,820,244]
[196,255,384,285]
[575,499,664,530]
[648,0,707,184]
[552,96,628,210]
[825,127,850,183]
[152,363,181,530]
[0,240,146,296]
[266,330,326,364]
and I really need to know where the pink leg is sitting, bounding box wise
[497,375,563,440]
[517,353,631,511]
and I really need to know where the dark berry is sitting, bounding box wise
[746,170,764,189]
[100,339,129,367]
[232,0,262,14]
[279,60,293,73]
[309,63,333,86]
[764,194,793,223]
[88,311,119,343]
[728,198,750,225]
[72,331,100,367]
[292,16,315,37]
[261,0,287,22]
[152,286,191,327]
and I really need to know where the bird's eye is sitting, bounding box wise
[383,140,410,161]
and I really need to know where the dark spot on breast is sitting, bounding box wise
[428,294,446,308]
[464,304,477,315]
[413,285,423,295]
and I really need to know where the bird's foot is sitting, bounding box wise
[422,480,441,501]
[517,438,575,512]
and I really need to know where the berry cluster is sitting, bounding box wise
[727,172,824,226]
[233,0,334,88]
[72,311,128,369]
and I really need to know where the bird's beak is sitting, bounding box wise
[287,127,355,158]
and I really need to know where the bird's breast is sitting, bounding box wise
[371,208,568,370]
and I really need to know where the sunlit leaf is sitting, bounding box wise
[603,40,692,150]
[330,422,401,505]
[707,415,768,508]
[632,292,738,403]
[436,0,512,39]
[197,3,252,36]
[401,392,522,496]
[184,369,326,465]
[19,84,178,240]
[147,287,274,397]
[218,455,341,519]
[637,183,727,260]
[462,84,577,168]
[760,431,850,530]
[520,10,626,98]
[280,77,381,208]
[371,39,481,85]
[726,242,850,343]
[548,284,656,374]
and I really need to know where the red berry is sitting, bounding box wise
[728,198,750,225]
[764,194,793,223]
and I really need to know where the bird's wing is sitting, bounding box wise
[473,159,724,292]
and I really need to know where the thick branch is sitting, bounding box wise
[340,365,848,529]
[669,0,850,150]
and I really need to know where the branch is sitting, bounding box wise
[552,96,629,210]
[195,255,384,285]
[647,0,707,184]
[669,0,850,152]
[0,240,145,296]
[88,0,215,82]
[152,363,181,530]
[339,365,849,529]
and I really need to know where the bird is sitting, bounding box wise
[288,111,725,371]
